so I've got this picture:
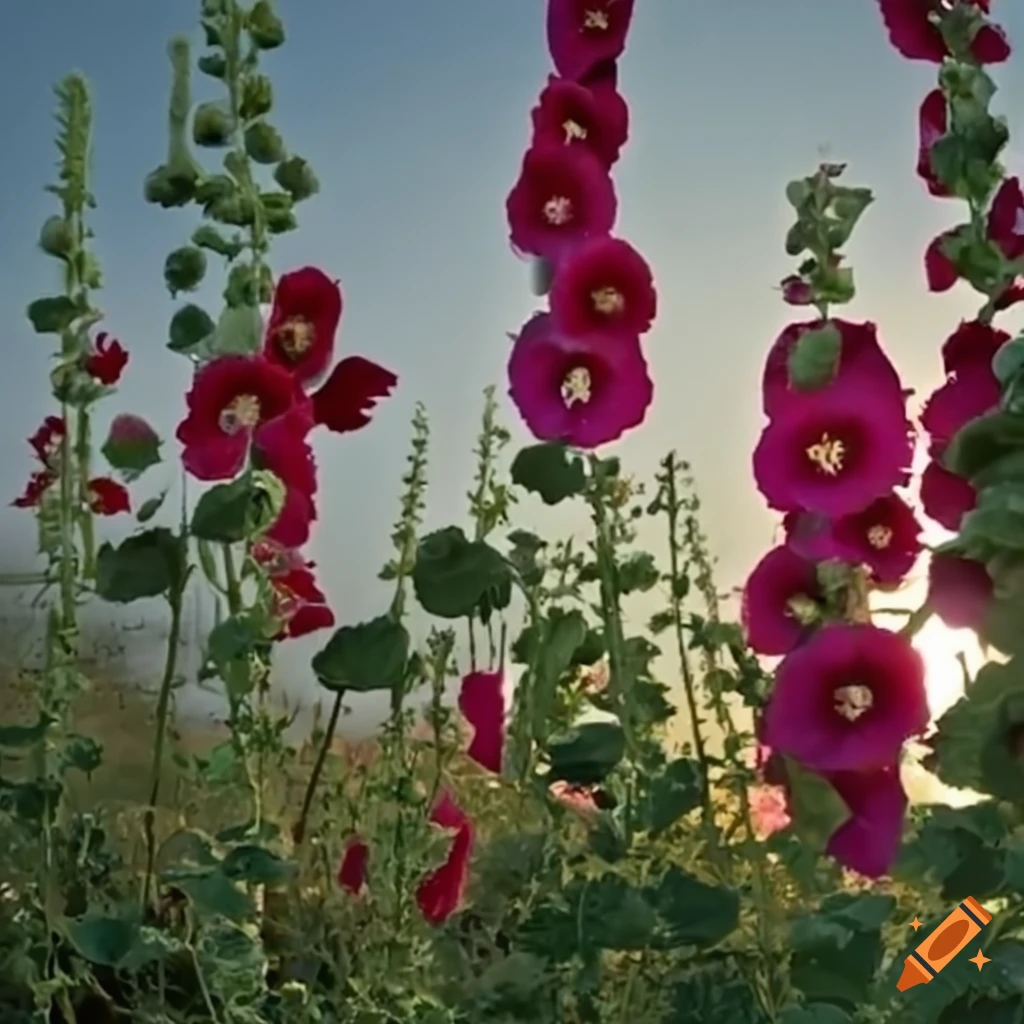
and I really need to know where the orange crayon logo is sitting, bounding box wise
[896,896,993,993]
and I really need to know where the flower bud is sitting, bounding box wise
[39,216,74,259]
[102,414,162,480]
[273,156,319,201]
[193,101,234,147]
[144,164,198,208]
[164,246,207,296]
[244,121,285,164]
[224,263,259,307]
[168,303,215,354]
[240,74,273,120]
[261,191,297,234]
[248,1,285,49]
[209,193,257,227]
[192,224,244,259]
[197,52,227,79]
[195,174,235,207]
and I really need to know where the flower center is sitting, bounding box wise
[543,195,574,225]
[833,683,873,722]
[591,286,625,315]
[867,524,893,549]
[785,594,820,625]
[805,432,845,476]
[274,316,315,360]
[561,366,592,407]
[583,9,610,30]
[218,393,261,435]
[562,118,588,143]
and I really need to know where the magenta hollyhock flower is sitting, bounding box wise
[925,231,959,292]
[917,89,949,197]
[263,266,343,386]
[780,275,814,306]
[753,379,914,518]
[762,623,928,773]
[547,0,636,81]
[415,790,473,925]
[988,177,1024,261]
[920,370,1000,456]
[741,545,824,656]
[458,671,504,774]
[919,460,976,531]
[940,319,1009,376]
[506,145,617,261]
[761,320,903,419]
[549,236,656,338]
[530,73,629,168]
[830,493,922,584]
[927,552,993,630]
[825,763,907,879]
[337,837,369,894]
[876,0,1010,64]
[507,312,652,448]
[783,511,838,562]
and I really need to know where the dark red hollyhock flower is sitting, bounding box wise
[176,355,313,481]
[253,413,318,549]
[924,231,960,292]
[506,145,617,261]
[530,72,629,168]
[741,545,824,656]
[547,0,636,81]
[917,90,950,197]
[311,356,398,435]
[994,279,1024,312]
[783,511,837,563]
[987,177,1024,262]
[84,332,129,386]
[549,236,656,338]
[940,319,1009,377]
[830,493,923,584]
[263,267,342,386]
[28,416,66,468]
[928,552,993,630]
[876,0,1010,64]
[825,763,908,878]
[919,459,977,531]
[761,320,903,420]
[12,470,56,508]
[415,790,474,925]
[253,539,335,639]
[458,671,505,774]
[87,477,130,516]
[337,837,369,894]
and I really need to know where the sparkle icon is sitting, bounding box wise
[909,917,923,931]
[968,949,991,971]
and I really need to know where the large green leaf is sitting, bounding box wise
[312,614,409,693]
[648,866,739,949]
[412,526,511,618]
[546,718,625,785]
[95,528,183,603]
[510,442,586,505]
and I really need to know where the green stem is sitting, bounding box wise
[75,407,96,579]
[292,689,344,846]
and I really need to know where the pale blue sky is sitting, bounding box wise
[0,1,1021,730]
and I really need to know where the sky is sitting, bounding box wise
[0,0,1022,741]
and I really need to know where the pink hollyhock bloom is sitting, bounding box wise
[762,623,928,773]
[780,275,814,306]
[506,145,617,261]
[458,671,504,774]
[940,319,1009,377]
[547,0,636,81]
[530,72,629,168]
[549,235,656,338]
[84,332,129,385]
[830,494,922,584]
[28,416,66,468]
[87,477,130,516]
[753,379,914,518]
[549,780,601,818]
[748,784,791,840]
[311,355,398,436]
[987,177,1024,262]
[176,355,313,481]
[825,763,907,878]
[761,320,903,420]
[416,790,473,925]
[263,266,342,386]
[917,89,950,197]
[507,312,652,448]
[337,837,369,894]
[919,460,976,531]
[925,231,960,292]
[11,469,56,508]
[876,0,1010,64]
[927,552,993,630]
[741,545,824,656]
[782,511,837,562]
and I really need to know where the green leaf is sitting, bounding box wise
[510,443,586,505]
[62,734,103,774]
[206,616,262,697]
[64,914,139,967]
[826,186,873,248]
[190,471,284,543]
[168,303,215,354]
[192,224,244,260]
[783,757,851,854]
[546,718,625,785]
[946,410,1024,483]
[208,302,263,355]
[137,491,167,523]
[787,323,842,391]
[993,335,1024,387]
[95,528,183,603]
[221,845,295,886]
[782,1006,852,1024]
[27,296,78,334]
[531,608,587,737]
[618,551,659,594]
[412,526,512,619]
[172,871,255,922]
[248,0,285,48]
[0,714,52,748]
[312,614,410,693]
[648,866,739,948]
[639,757,704,835]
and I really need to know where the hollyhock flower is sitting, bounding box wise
[830,494,922,584]
[507,312,652,448]
[87,477,130,516]
[741,545,824,656]
[549,236,656,338]
[876,0,1010,64]
[762,623,928,773]
[253,416,318,549]
[549,780,600,819]
[987,177,1024,262]
[416,791,473,925]
[753,379,914,518]
[506,145,617,261]
[176,354,312,481]
[780,275,814,306]
[994,279,1024,312]
[925,231,959,292]
[547,0,636,81]
[825,763,907,878]
[917,89,949,197]
[919,460,976,531]
[530,73,629,168]
[255,543,335,639]
[761,320,903,419]
[263,266,342,386]
[940,319,1009,377]
[458,671,504,774]
[782,511,837,562]
[311,355,398,435]
[28,416,66,470]
[578,656,610,695]
[84,332,129,385]
[920,372,1000,456]
[927,552,993,630]
[748,784,791,840]
[337,837,369,894]
[12,470,56,508]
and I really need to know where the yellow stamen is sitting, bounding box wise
[218,393,261,435]
[591,286,625,315]
[561,366,592,407]
[583,9,610,30]
[275,316,315,359]
[867,524,893,549]
[805,432,845,476]
[543,196,574,225]
[833,684,873,722]
[562,118,588,144]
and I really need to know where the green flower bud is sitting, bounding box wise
[195,173,235,207]
[273,156,319,201]
[164,246,207,297]
[257,264,274,304]
[39,216,74,259]
[248,1,285,49]
[197,52,227,78]
[260,191,297,234]
[240,74,273,120]
[168,303,215,354]
[144,163,198,208]
[209,193,257,227]
[51,361,105,406]
[244,121,285,164]
[192,224,244,260]
[193,101,234,147]
[224,263,258,307]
